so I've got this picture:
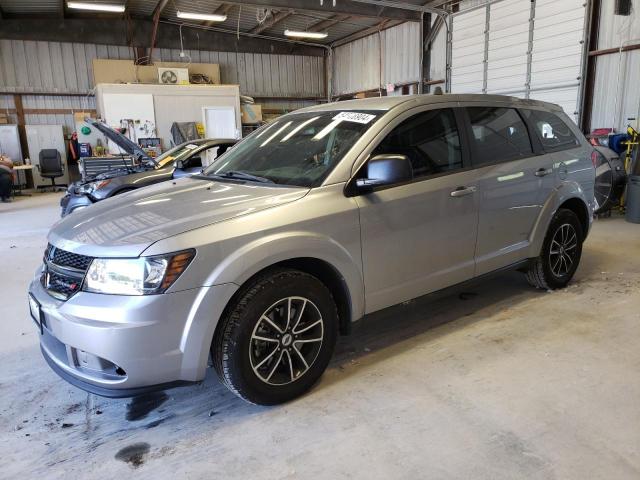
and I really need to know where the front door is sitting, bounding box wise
[355,108,480,314]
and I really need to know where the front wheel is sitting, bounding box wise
[525,208,584,290]
[212,268,338,405]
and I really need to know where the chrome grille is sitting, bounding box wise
[42,244,93,300]
[51,246,93,271]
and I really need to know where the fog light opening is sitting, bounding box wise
[115,366,126,376]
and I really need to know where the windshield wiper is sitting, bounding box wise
[213,170,275,184]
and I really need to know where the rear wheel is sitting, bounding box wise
[212,268,338,405]
[525,208,584,290]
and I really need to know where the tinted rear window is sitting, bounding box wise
[522,109,580,152]
[467,107,533,166]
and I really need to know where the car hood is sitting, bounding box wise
[49,177,309,257]
[86,118,152,164]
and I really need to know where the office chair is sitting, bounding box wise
[37,149,66,192]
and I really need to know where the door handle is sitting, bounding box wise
[535,168,552,177]
[450,186,477,197]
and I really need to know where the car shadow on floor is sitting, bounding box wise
[24,256,608,472]
[125,270,542,420]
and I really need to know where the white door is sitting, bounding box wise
[450,0,587,123]
[203,107,239,140]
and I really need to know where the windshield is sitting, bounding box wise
[154,142,203,169]
[201,110,381,187]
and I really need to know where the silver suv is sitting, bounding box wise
[28,94,595,405]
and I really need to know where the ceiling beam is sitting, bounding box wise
[148,0,170,63]
[307,13,351,32]
[0,18,326,56]
[151,0,170,19]
[216,0,420,22]
[249,10,293,35]
[204,3,234,27]
[331,19,405,47]
[59,0,66,19]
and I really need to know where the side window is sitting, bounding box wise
[522,109,580,152]
[467,107,533,166]
[372,108,463,180]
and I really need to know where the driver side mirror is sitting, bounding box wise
[353,154,413,194]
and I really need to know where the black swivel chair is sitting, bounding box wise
[37,149,66,191]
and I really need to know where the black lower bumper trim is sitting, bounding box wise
[41,345,194,398]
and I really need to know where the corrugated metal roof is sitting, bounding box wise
[0,0,426,45]
[0,0,59,14]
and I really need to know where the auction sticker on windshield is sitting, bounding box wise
[185,144,198,150]
[332,112,376,124]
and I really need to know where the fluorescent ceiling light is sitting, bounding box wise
[284,30,328,39]
[67,2,125,12]
[177,11,227,22]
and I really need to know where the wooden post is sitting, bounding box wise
[13,94,29,160]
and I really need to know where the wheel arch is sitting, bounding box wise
[557,197,590,238]
[214,257,354,342]
[530,184,592,258]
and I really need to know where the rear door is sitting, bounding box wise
[463,105,555,275]
[355,107,480,314]
[521,108,594,204]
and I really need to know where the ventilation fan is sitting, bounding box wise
[158,67,189,85]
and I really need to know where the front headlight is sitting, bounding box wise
[78,179,111,195]
[83,250,194,295]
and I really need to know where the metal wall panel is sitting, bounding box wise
[22,95,96,134]
[589,0,640,131]
[381,22,421,87]
[332,22,420,96]
[429,18,448,85]
[0,39,325,98]
[596,0,640,50]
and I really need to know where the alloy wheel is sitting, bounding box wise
[249,296,324,386]
[549,223,578,277]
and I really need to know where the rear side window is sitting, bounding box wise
[467,107,533,166]
[522,109,580,152]
[373,108,463,179]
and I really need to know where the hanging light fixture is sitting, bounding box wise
[177,11,227,22]
[67,2,125,12]
[284,30,328,39]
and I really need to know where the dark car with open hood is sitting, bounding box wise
[60,119,236,217]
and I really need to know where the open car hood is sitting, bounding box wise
[85,118,152,164]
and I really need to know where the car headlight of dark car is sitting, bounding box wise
[77,179,111,195]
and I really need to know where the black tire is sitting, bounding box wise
[525,208,584,290]
[212,268,338,405]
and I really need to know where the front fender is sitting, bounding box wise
[205,231,365,323]
[528,181,592,258]
[176,231,364,381]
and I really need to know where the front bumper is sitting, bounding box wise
[60,192,93,217]
[29,274,237,397]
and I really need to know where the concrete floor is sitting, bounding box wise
[1,193,639,480]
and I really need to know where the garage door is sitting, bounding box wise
[450,0,588,123]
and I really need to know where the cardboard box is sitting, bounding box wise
[92,59,221,86]
[241,104,262,124]
[0,113,9,124]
